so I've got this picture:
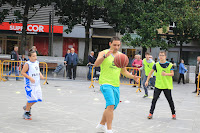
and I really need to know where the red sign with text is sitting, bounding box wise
[0,22,63,33]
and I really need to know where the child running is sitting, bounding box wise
[21,49,44,120]
[145,51,176,120]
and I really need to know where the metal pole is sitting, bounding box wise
[48,11,52,56]
[51,6,54,56]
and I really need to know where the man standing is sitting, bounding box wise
[87,51,96,80]
[94,37,139,133]
[32,46,39,55]
[65,48,78,80]
[6,45,20,81]
[193,56,200,93]
[142,52,155,98]
[64,49,70,77]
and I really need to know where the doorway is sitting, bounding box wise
[6,36,18,54]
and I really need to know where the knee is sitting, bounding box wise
[152,97,158,102]
[107,105,114,111]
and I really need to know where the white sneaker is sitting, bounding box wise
[96,124,107,132]
[106,130,113,133]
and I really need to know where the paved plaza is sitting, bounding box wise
[0,77,200,133]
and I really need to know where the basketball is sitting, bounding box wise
[114,53,129,68]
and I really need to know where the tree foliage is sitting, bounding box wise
[113,0,200,57]
[55,0,124,63]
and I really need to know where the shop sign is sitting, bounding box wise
[0,22,63,34]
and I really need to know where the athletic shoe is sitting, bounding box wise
[23,106,31,116]
[143,94,148,98]
[192,91,197,93]
[5,76,8,80]
[147,113,153,119]
[107,130,113,133]
[23,112,32,120]
[172,114,176,120]
[96,124,107,132]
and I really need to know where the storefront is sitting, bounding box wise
[62,26,92,61]
[63,38,78,57]
[0,22,63,55]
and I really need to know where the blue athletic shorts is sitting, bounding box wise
[100,84,120,110]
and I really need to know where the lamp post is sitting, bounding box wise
[51,2,56,56]
[48,11,52,56]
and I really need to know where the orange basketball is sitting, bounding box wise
[114,53,129,68]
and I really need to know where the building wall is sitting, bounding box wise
[78,38,85,63]
[150,47,161,60]
[52,36,63,57]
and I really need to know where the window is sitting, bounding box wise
[169,22,176,32]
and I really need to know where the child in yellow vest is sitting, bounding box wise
[142,52,155,98]
[145,51,176,120]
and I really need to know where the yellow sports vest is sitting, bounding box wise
[99,49,121,87]
[143,58,155,76]
[155,62,173,89]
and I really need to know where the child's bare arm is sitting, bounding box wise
[21,64,35,83]
[40,72,44,80]
[145,69,154,87]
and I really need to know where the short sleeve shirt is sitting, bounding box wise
[153,61,174,72]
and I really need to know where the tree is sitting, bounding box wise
[112,0,200,59]
[0,0,52,54]
[106,0,174,55]
[55,0,124,63]
[163,0,200,59]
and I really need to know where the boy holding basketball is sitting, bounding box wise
[21,49,44,120]
[94,36,140,133]
[145,51,176,120]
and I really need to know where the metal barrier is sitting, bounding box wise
[197,73,200,96]
[0,60,5,81]
[89,66,97,88]
[89,66,141,92]
[121,67,141,92]
[1,60,48,85]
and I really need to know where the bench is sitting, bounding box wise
[0,58,10,61]
[39,62,58,70]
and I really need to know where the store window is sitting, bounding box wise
[122,49,136,66]
[92,38,110,57]
[0,35,32,55]
[182,51,200,65]
[6,36,18,54]
[0,37,2,54]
